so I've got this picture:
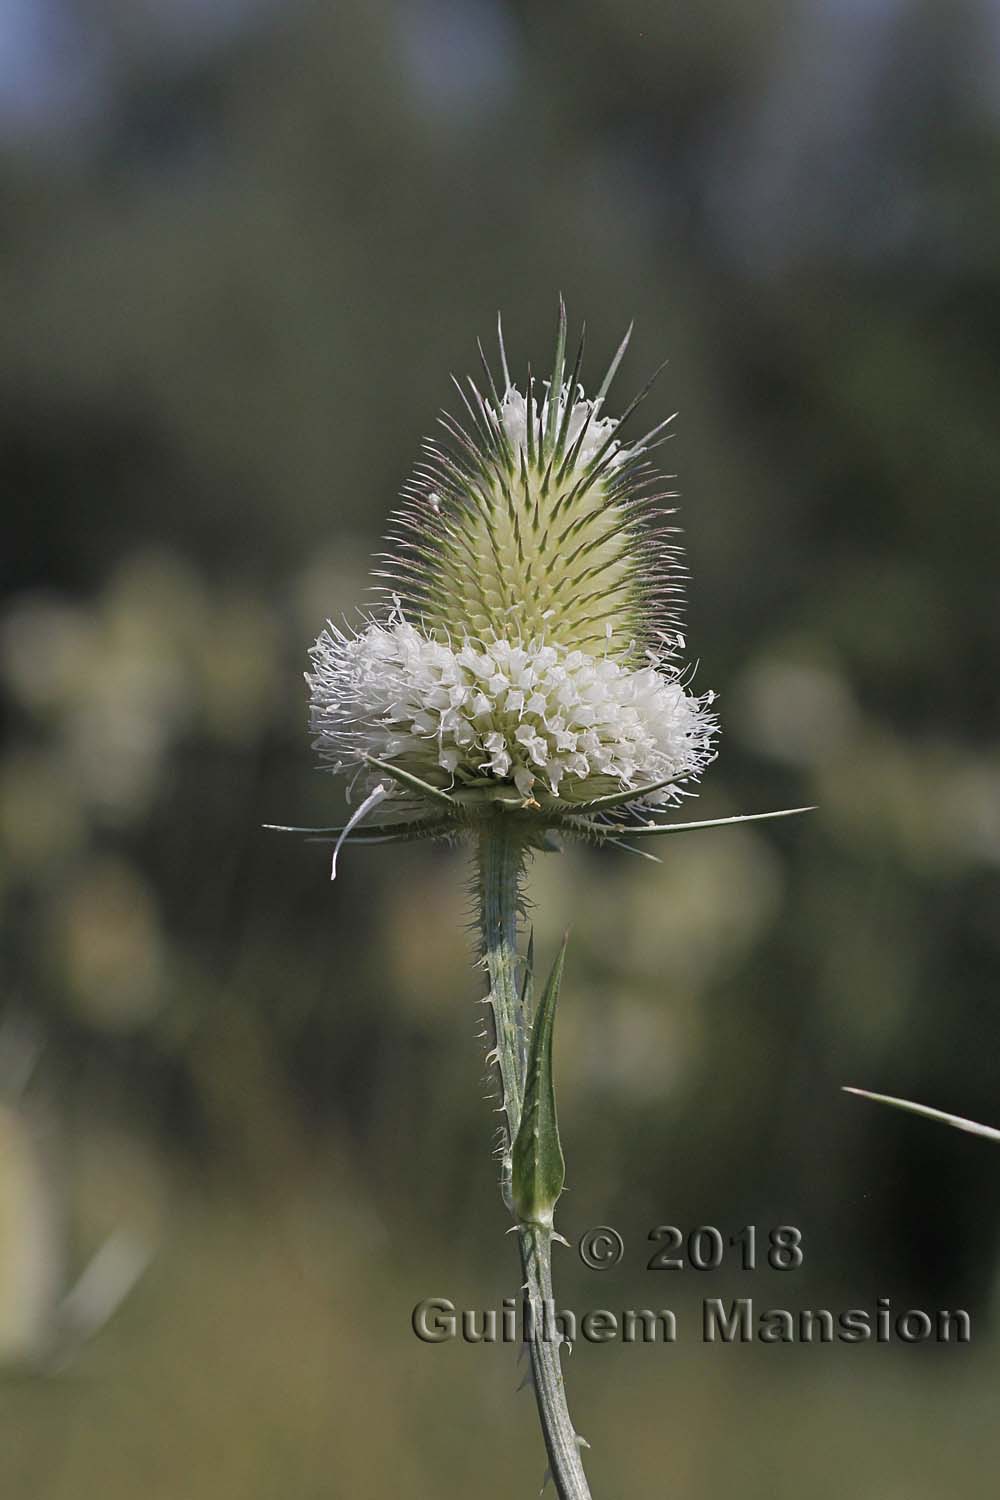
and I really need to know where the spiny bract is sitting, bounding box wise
[306,306,718,858]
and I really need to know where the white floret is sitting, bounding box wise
[308,614,716,806]
[499,384,627,471]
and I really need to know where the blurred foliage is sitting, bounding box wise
[3,1,1000,1495]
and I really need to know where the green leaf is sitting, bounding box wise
[566,772,692,814]
[360,754,460,809]
[304,823,452,846]
[262,819,448,841]
[511,936,568,1227]
[572,805,815,839]
[843,1088,1000,1143]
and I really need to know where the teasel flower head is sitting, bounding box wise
[303,305,721,870]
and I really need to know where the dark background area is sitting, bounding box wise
[2,2,1000,1495]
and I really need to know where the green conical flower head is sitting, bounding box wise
[382,307,683,663]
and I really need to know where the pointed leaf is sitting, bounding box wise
[604,837,662,863]
[567,772,691,815]
[511,937,568,1227]
[264,818,451,843]
[843,1088,1000,1143]
[360,754,460,809]
[573,806,815,839]
[263,822,360,834]
[329,782,389,878]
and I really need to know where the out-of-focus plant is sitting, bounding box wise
[0,1019,153,1374]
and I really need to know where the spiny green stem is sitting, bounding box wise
[477,820,528,1207]
[519,1226,593,1500]
[475,823,593,1500]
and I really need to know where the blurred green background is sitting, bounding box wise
[2,1,1000,1495]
